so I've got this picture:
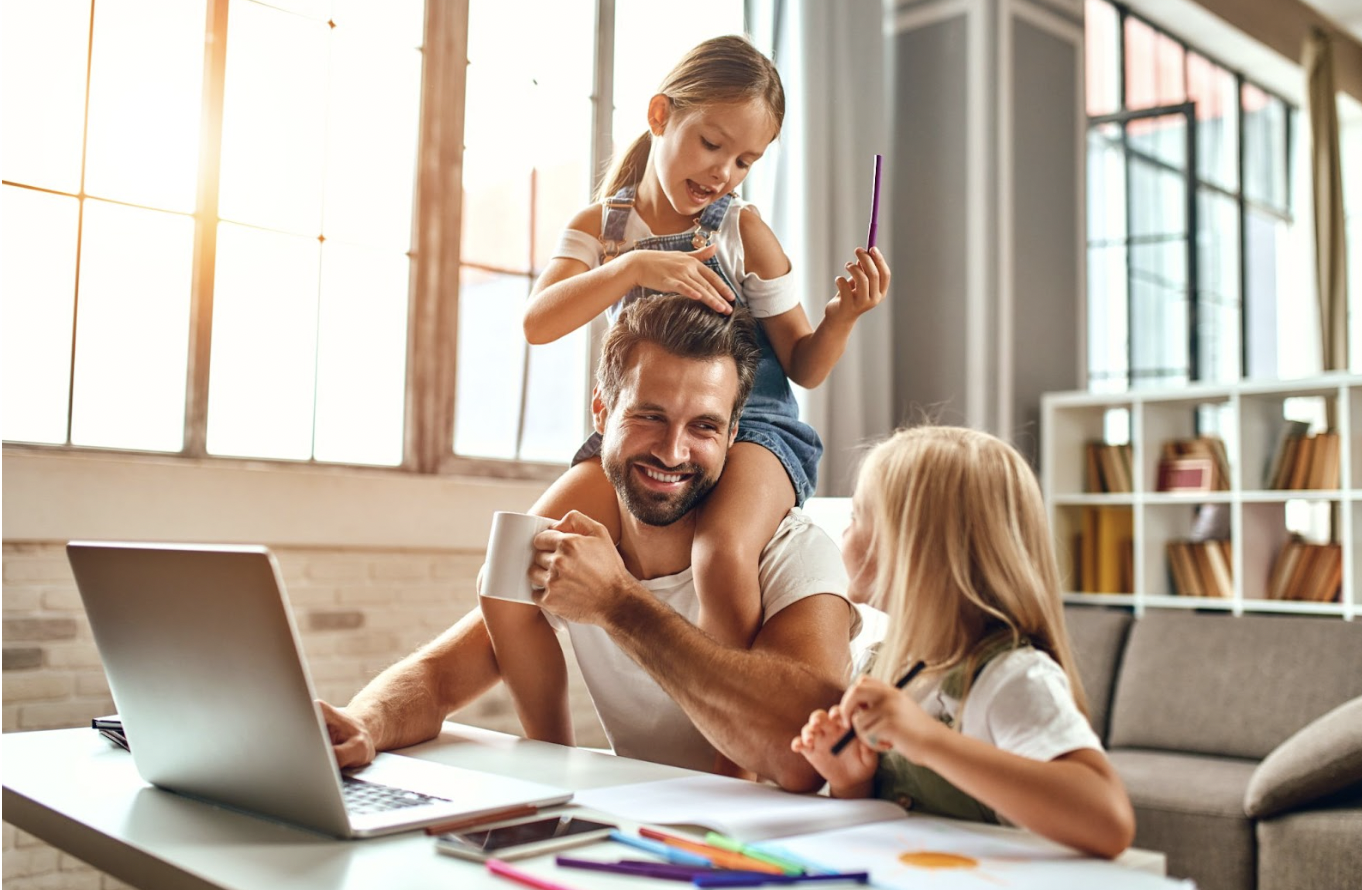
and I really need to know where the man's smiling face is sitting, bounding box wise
[596,341,740,527]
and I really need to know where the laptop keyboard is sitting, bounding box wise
[342,777,449,815]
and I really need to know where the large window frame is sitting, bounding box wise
[1085,0,1297,392]
[1,0,627,482]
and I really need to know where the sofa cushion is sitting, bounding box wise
[1109,749,1257,890]
[1107,611,1362,760]
[1062,605,1133,742]
[1245,696,1362,818]
[1256,799,1362,890]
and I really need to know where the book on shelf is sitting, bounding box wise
[1265,538,1305,600]
[1165,539,1231,597]
[1203,539,1234,599]
[1305,432,1341,490]
[1075,506,1133,593]
[1156,437,1229,492]
[1083,441,1133,493]
[1269,540,1344,602]
[1166,541,1201,598]
[1284,434,1316,490]
[1262,419,1310,489]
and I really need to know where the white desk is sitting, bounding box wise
[3,723,1165,889]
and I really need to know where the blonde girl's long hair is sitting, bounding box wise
[862,426,1089,716]
[595,34,785,202]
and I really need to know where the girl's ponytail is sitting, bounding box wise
[595,131,652,202]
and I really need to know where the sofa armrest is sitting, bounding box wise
[1245,696,1362,818]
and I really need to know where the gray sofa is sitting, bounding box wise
[1065,606,1362,890]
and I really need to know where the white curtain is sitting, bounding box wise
[746,0,895,495]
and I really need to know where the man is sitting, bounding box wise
[322,295,858,792]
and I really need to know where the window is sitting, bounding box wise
[1083,0,1298,392]
[2,0,745,472]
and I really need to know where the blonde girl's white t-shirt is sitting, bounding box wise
[552,195,800,319]
[912,647,1103,763]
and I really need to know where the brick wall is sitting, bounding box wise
[2,542,607,890]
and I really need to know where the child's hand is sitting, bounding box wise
[825,247,890,326]
[840,675,940,762]
[790,706,878,795]
[625,243,735,314]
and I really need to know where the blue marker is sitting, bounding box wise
[609,829,714,867]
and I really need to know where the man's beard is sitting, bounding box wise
[602,451,722,527]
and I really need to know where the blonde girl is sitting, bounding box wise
[483,35,889,775]
[791,426,1135,858]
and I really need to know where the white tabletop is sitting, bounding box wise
[2,723,1165,890]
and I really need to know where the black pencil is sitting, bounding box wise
[830,660,927,755]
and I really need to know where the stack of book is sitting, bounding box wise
[1264,538,1344,602]
[1262,423,1341,490]
[1165,539,1233,598]
[1083,441,1132,493]
[1155,437,1230,492]
[1073,506,1134,593]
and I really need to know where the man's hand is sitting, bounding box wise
[530,511,640,626]
[319,700,377,769]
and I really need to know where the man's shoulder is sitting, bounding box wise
[758,508,847,581]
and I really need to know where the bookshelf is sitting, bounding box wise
[1041,373,1360,620]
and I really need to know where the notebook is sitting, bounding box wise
[66,540,573,838]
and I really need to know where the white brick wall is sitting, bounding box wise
[2,542,606,890]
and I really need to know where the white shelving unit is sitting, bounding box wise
[1041,373,1361,620]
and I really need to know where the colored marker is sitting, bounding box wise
[638,827,786,875]
[485,858,584,890]
[831,660,927,755]
[704,833,803,875]
[609,829,714,867]
[866,153,883,250]
[742,844,841,876]
[693,871,871,888]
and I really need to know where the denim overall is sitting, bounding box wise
[572,185,822,504]
[870,632,1031,824]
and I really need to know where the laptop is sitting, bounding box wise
[66,540,573,838]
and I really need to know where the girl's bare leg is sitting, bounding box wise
[692,442,796,777]
[480,459,621,744]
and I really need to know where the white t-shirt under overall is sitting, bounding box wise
[545,508,857,772]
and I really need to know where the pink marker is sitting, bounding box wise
[486,858,583,890]
[866,153,883,250]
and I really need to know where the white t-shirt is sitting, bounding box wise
[913,647,1102,763]
[552,195,800,319]
[546,508,857,772]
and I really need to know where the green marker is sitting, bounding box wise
[704,832,804,875]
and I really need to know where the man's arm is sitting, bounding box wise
[532,513,852,791]
[322,607,501,767]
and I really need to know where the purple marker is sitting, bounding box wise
[866,153,883,251]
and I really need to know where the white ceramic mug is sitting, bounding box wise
[479,511,555,603]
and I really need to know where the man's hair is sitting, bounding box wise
[596,295,761,427]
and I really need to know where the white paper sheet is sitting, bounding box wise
[574,774,908,841]
[767,820,1194,889]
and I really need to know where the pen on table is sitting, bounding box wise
[638,827,786,875]
[703,833,803,875]
[830,660,927,755]
[692,871,871,888]
[423,803,540,835]
[485,858,583,890]
[609,829,715,867]
[866,153,883,251]
[741,843,841,876]
[555,857,770,883]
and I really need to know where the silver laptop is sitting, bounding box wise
[67,540,573,838]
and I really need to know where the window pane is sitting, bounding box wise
[520,329,590,462]
[612,1,746,158]
[1187,53,1238,190]
[1086,123,1129,392]
[463,0,593,272]
[1084,0,1120,117]
[1243,84,1287,210]
[1243,208,1287,379]
[84,0,206,212]
[1,187,80,444]
[1123,17,1184,111]
[70,201,194,451]
[312,243,408,466]
[453,270,528,459]
[0,0,90,193]
[1195,188,1240,382]
[1086,123,1126,245]
[322,9,422,250]
[1127,112,1186,172]
[1128,158,1189,388]
[207,223,320,459]
[218,1,328,234]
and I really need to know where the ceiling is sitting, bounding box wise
[1302,0,1362,40]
